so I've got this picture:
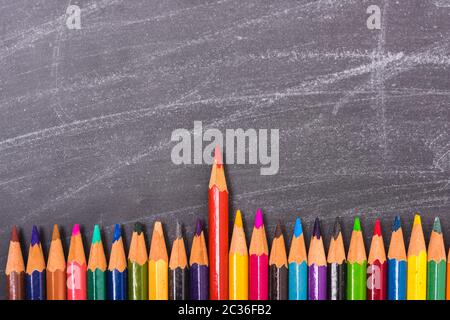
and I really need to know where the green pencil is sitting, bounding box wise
[128,222,148,300]
[427,217,446,300]
[347,217,367,300]
[87,225,107,300]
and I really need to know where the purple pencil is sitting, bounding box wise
[189,219,209,300]
[308,218,327,300]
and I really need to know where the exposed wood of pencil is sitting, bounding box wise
[348,230,366,263]
[149,222,168,263]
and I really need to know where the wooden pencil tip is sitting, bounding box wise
[92,225,101,244]
[234,210,243,228]
[134,222,143,234]
[413,214,421,226]
[72,224,81,236]
[176,221,183,238]
[392,216,401,232]
[11,225,19,242]
[332,217,341,239]
[312,218,321,239]
[353,217,361,232]
[432,217,442,234]
[113,224,121,242]
[195,219,203,236]
[274,223,283,238]
[254,208,264,228]
[293,217,303,237]
[214,145,223,165]
[153,221,163,235]
[373,219,382,236]
[31,226,40,246]
[51,224,60,241]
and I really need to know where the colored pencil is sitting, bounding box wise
[249,209,269,300]
[128,222,148,300]
[407,214,427,300]
[269,223,288,300]
[87,225,107,300]
[47,224,66,300]
[427,217,446,300]
[447,249,450,300]
[25,226,46,300]
[169,222,189,300]
[208,145,229,300]
[229,210,248,300]
[6,226,25,300]
[308,218,327,300]
[387,216,407,300]
[67,224,87,300]
[288,217,307,300]
[107,224,127,300]
[367,219,387,300]
[347,217,367,300]
[190,219,209,300]
[149,221,169,300]
[327,217,346,300]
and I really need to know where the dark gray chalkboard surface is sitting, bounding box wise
[1,0,450,299]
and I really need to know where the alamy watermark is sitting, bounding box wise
[171,121,279,175]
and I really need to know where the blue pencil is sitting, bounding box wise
[25,226,46,300]
[288,218,308,300]
[387,216,407,300]
[107,224,127,300]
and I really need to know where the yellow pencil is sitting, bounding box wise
[229,210,248,300]
[407,214,427,300]
[149,221,168,300]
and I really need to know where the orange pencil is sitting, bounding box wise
[47,224,66,300]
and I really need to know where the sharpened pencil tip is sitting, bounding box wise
[234,210,243,228]
[353,217,361,232]
[332,217,341,239]
[214,145,223,165]
[134,222,143,234]
[195,219,203,236]
[255,208,264,228]
[31,226,40,246]
[92,225,101,244]
[313,218,321,239]
[113,224,121,242]
[293,217,303,237]
[176,221,182,238]
[373,219,382,236]
[392,216,401,232]
[432,217,442,234]
[72,224,81,236]
[11,225,19,242]
[413,214,421,226]
[274,223,282,238]
[51,224,60,241]
[153,221,163,235]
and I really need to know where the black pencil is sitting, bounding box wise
[169,222,189,300]
[269,223,288,300]
[327,217,346,300]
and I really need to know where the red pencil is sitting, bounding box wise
[208,145,228,300]
[367,219,387,300]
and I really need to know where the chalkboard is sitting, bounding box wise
[1,0,450,299]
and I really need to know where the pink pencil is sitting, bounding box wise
[249,209,269,300]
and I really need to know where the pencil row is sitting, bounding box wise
[5,211,449,300]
